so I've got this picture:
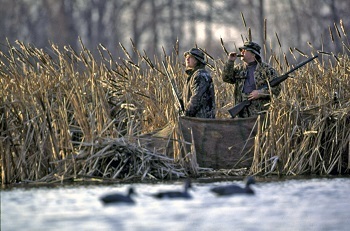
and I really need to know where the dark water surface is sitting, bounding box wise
[2,176,350,231]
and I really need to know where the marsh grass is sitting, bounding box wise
[251,57,350,176]
[1,19,349,184]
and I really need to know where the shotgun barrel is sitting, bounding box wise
[162,61,185,113]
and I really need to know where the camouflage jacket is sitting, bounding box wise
[183,67,216,118]
[222,60,280,117]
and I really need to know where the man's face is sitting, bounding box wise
[241,49,256,63]
[185,55,197,68]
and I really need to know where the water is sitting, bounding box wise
[2,177,350,231]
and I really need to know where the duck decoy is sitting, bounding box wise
[151,179,192,199]
[100,187,136,204]
[210,176,256,196]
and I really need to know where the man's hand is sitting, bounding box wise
[248,90,262,100]
[228,52,238,61]
[228,52,243,61]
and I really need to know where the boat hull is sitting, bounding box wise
[179,116,259,169]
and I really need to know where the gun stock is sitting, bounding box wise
[228,100,251,118]
[228,55,318,118]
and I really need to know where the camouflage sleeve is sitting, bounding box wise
[269,67,281,97]
[221,60,237,84]
[185,71,211,117]
[258,65,281,98]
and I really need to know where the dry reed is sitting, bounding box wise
[0,38,187,184]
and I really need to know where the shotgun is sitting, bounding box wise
[161,61,185,113]
[228,55,318,118]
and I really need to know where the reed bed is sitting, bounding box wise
[1,20,349,184]
[0,39,186,184]
[250,54,350,175]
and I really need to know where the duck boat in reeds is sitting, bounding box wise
[142,115,261,170]
[178,116,260,169]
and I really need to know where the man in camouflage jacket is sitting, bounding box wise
[183,48,216,118]
[221,41,280,118]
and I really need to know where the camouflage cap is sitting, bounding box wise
[184,48,206,64]
[239,41,261,57]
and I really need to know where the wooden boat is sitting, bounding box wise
[140,116,261,169]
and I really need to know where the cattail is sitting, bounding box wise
[264,19,267,42]
[275,32,282,48]
[143,55,154,69]
[130,38,141,58]
[340,19,347,37]
[119,42,132,60]
[334,22,342,39]
[248,27,252,41]
[295,47,307,57]
[342,41,350,53]
[241,12,247,29]
[329,26,334,42]
[173,38,179,55]
[220,38,229,55]
[289,47,297,60]
[283,53,289,68]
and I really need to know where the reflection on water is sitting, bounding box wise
[2,177,350,231]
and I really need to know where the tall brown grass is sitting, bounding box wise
[0,39,187,184]
[242,18,349,176]
[1,19,349,184]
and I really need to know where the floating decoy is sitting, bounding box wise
[100,187,136,204]
[151,179,192,199]
[210,176,256,196]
